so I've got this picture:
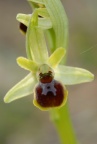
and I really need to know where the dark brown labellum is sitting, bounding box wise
[34,65,67,110]
[34,79,65,108]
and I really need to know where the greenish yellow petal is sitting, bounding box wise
[48,47,66,68]
[17,57,39,72]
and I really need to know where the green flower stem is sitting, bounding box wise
[50,103,78,144]
[42,0,77,143]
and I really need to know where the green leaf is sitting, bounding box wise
[43,0,68,50]
[4,73,37,103]
[55,65,94,85]
[17,57,39,72]
[48,47,66,68]
[26,11,48,62]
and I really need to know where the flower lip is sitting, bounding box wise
[19,22,27,34]
[34,79,66,109]
[33,63,67,110]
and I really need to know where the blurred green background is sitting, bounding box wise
[0,0,97,144]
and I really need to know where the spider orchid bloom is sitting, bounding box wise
[4,47,94,111]
[4,47,68,110]
[4,9,94,111]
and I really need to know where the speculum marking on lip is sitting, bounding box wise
[35,79,65,108]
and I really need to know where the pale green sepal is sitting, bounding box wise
[38,17,52,29]
[17,57,39,72]
[26,11,38,60]
[16,13,52,30]
[16,13,30,26]
[55,65,94,85]
[48,47,66,68]
[26,11,48,62]
[4,73,37,103]
[37,8,49,17]
[37,7,52,29]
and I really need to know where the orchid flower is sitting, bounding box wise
[4,0,94,143]
[4,11,94,110]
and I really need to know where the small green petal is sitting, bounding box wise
[17,57,39,72]
[4,73,37,103]
[55,65,94,85]
[48,47,66,68]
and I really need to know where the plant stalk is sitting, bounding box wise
[50,103,78,144]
